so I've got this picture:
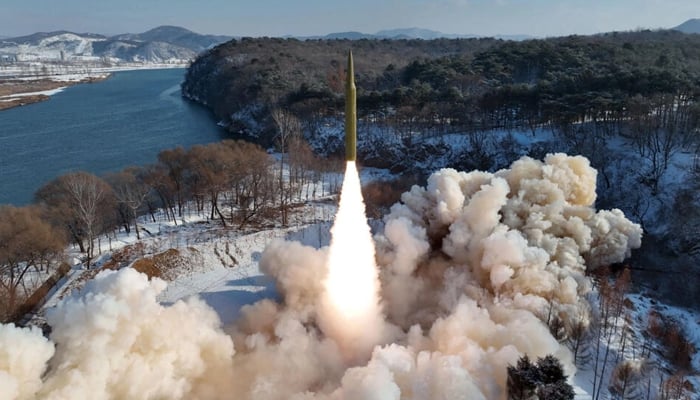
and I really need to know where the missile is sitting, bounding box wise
[345,50,357,162]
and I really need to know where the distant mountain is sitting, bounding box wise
[673,19,700,34]
[297,28,532,41]
[112,26,231,53]
[0,26,232,63]
[3,30,107,44]
[376,28,534,41]
[323,31,376,40]
[375,28,472,39]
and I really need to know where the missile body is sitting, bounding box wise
[345,51,357,162]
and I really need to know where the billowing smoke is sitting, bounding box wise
[0,324,53,400]
[1,268,235,400]
[0,154,642,400]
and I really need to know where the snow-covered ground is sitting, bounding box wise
[0,62,187,79]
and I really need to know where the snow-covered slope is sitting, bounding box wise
[0,26,231,63]
[0,32,103,61]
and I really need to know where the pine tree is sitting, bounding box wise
[507,355,538,400]
[507,354,574,400]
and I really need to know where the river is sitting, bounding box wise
[0,68,227,205]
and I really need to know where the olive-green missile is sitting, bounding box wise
[345,51,356,162]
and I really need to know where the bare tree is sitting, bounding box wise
[659,373,691,400]
[271,108,302,226]
[106,167,151,240]
[224,140,275,228]
[143,163,178,224]
[0,206,65,320]
[566,315,594,367]
[65,172,113,265]
[188,143,235,226]
[628,94,693,194]
[288,136,318,201]
[609,360,646,400]
[36,172,114,267]
[158,146,189,217]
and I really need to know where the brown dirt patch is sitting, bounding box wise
[132,249,185,280]
[0,75,109,111]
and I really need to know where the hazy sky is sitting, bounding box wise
[2,0,699,38]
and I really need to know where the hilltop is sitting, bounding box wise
[0,25,232,64]
[293,27,532,41]
[673,18,700,34]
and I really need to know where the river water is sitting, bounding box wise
[0,68,226,205]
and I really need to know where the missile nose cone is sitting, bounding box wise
[346,51,354,88]
[345,51,357,162]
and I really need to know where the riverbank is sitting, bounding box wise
[0,63,188,111]
[0,68,225,205]
[0,74,110,111]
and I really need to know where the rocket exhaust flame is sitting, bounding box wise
[318,161,385,362]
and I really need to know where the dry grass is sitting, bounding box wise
[0,80,64,110]
[0,76,108,110]
[0,79,66,96]
[131,249,184,280]
[0,94,50,110]
[101,242,147,271]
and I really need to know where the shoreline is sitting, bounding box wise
[0,74,111,111]
[0,64,187,111]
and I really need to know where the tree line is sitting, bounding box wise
[182,31,700,139]
[0,137,338,322]
[183,30,700,170]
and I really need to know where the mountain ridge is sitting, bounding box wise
[0,26,233,64]
[291,27,533,41]
[673,18,700,34]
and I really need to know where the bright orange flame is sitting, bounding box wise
[319,162,385,362]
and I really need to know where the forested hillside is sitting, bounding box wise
[181,37,500,142]
[183,30,700,304]
[184,31,700,149]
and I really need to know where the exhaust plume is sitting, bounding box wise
[0,154,642,400]
[318,161,387,361]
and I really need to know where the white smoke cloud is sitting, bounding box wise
[0,324,53,400]
[0,154,642,400]
[8,268,236,400]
